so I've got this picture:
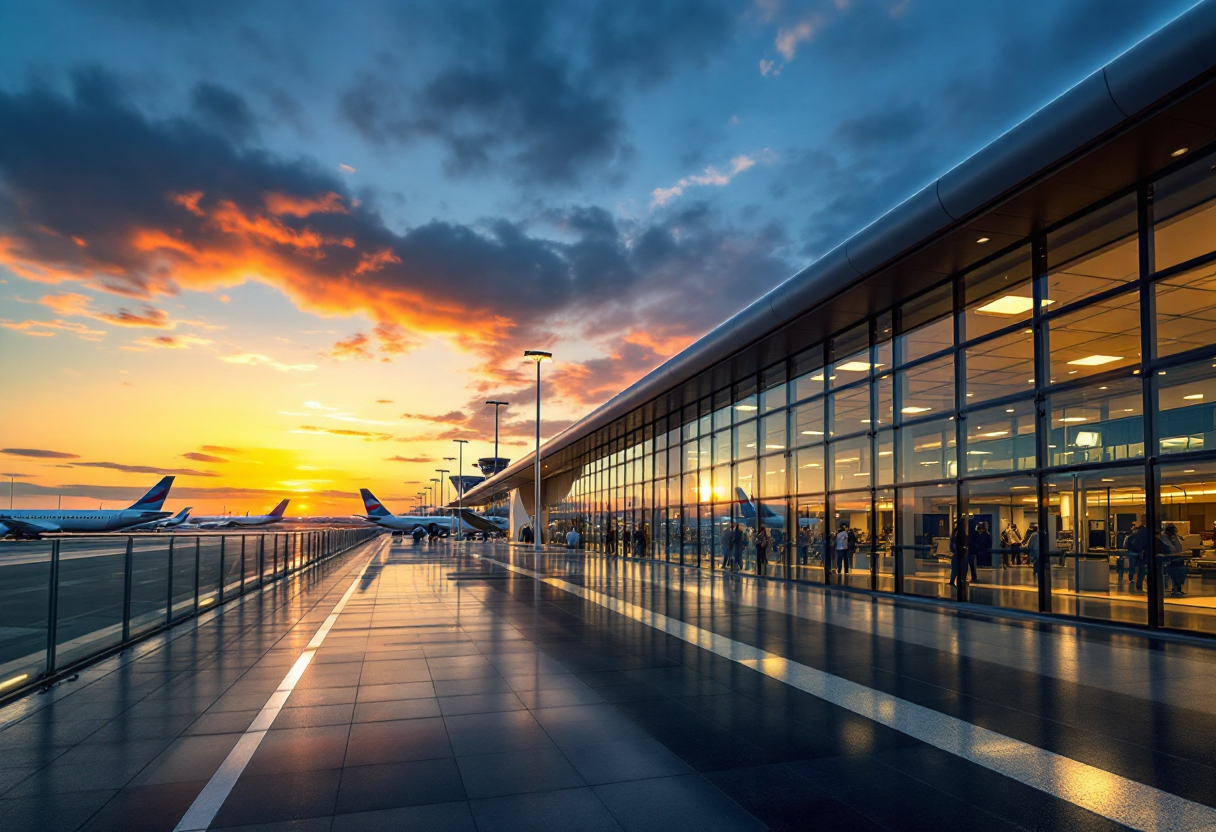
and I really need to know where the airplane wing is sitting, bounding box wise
[450,510,500,533]
[0,515,61,537]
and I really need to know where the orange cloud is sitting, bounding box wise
[264,191,347,218]
[292,425,393,441]
[2,318,106,340]
[183,452,227,463]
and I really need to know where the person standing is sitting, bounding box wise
[756,526,770,575]
[1025,523,1041,576]
[1158,523,1188,596]
[835,523,850,575]
[1000,522,1022,567]
[566,526,581,550]
[948,521,964,586]
[719,523,733,570]
[730,522,744,572]
[605,523,617,558]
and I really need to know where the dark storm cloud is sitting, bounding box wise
[340,0,737,185]
[190,82,257,143]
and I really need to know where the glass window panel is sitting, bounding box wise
[761,364,787,412]
[667,445,681,477]
[792,497,827,583]
[897,316,953,367]
[876,373,894,427]
[899,417,957,482]
[682,407,699,441]
[1154,259,1216,359]
[792,345,825,401]
[961,245,1034,341]
[964,399,1036,474]
[711,464,731,504]
[829,349,873,390]
[829,436,871,490]
[795,446,825,495]
[654,449,667,480]
[734,378,758,415]
[877,429,894,486]
[793,399,826,446]
[734,420,758,458]
[964,327,1036,404]
[713,392,733,432]
[875,488,895,591]
[899,354,955,420]
[831,491,873,590]
[829,386,871,437]
[1046,290,1141,383]
[761,412,787,452]
[712,430,732,466]
[735,458,758,502]
[760,453,788,498]
[698,411,712,438]
[897,283,953,366]
[898,484,958,600]
[683,472,701,505]
[1158,459,1216,633]
[962,474,1039,613]
[683,442,700,473]
[1047,375,1144,466]
[1045,193,1139,308]
[1154,148,1216,271]
[1045,467,1147,625]
[1157,358,1216,456]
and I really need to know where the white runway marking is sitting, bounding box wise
[479,555,1216,832]
[172,538,386,832]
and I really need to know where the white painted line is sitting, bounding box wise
[478,555,1216,832]
[172,538,387,832]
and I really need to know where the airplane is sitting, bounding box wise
[733,487,819,531]
[355,488,502,536]
[127,506,193,531]
[0,476,175,539]
[187,499,290,529]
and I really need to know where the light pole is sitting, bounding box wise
[435,469,450,534]
[524,350,552,551]
[453,439,468,541]
[442,458,456,540]
[429,479,440,517]
[485,400,509,469]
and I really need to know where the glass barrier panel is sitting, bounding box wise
[55,537,125,667]
[129,538,171,637]
[962,474,1039,613]
[0,541,51,689]
[197,537,222,609]
[171,537,198,620]
[792,497,827,583]
[222,537,244,597]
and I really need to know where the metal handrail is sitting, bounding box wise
[0,527,383,704]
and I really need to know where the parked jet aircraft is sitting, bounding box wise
[0,477,175,538]
[127,506,193,531]
[357,489,455,534]
[188,499,290,529]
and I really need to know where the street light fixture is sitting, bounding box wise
[429,479,440,517]
[453,439,468,542]
[524,350,552,552]
[485,400,509,470]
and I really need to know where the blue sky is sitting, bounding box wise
[0,0,1199,510]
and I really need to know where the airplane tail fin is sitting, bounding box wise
[359,489,391,517]
[268,499,290,518]
[734,487,757,518]
[129,476,174,511]
[174,507,192,520]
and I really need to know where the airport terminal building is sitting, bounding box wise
[461,2,1216,637]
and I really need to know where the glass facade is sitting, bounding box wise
[546,145,1216,637]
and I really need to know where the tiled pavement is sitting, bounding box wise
[2,537,1215,830]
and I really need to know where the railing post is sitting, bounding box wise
[257,535,265,587]
[240,535,247,595]
[165,536,175,625]
[46,540,61,675]
[121,536,134,643]
[193,537,201,614]
[218,536,226,604]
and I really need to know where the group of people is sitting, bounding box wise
[1122,521,1189,596]
[604,523,649,558]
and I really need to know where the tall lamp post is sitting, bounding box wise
[442,457,456,541]
[453,439,468,542]
[429,479,440,518]
[485,401,509,469]
[524,350,552,551]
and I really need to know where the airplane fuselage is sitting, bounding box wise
[0,509,171,534]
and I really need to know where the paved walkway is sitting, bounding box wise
[2,537,1215,830]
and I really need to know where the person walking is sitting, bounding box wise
[730,522,744,572]
[1025,523,1041,576]
[1126,521,1149,592]
[968,521,990,583]
[835,523,850,575]
[756,526,770,575]
[632,524,646,558]
[948,521,964,587]
[566,526,581,550]
[605,523,617,558]
[719,523,733,570]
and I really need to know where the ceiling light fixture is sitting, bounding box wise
[1171,147,1190,157]
[835,361,874,372]
[1184,393,1204,400]
[1067,355,1123,366]
[976,236,991,244]
[901,406,932,414]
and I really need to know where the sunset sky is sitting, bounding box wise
[0,0,1195,515]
